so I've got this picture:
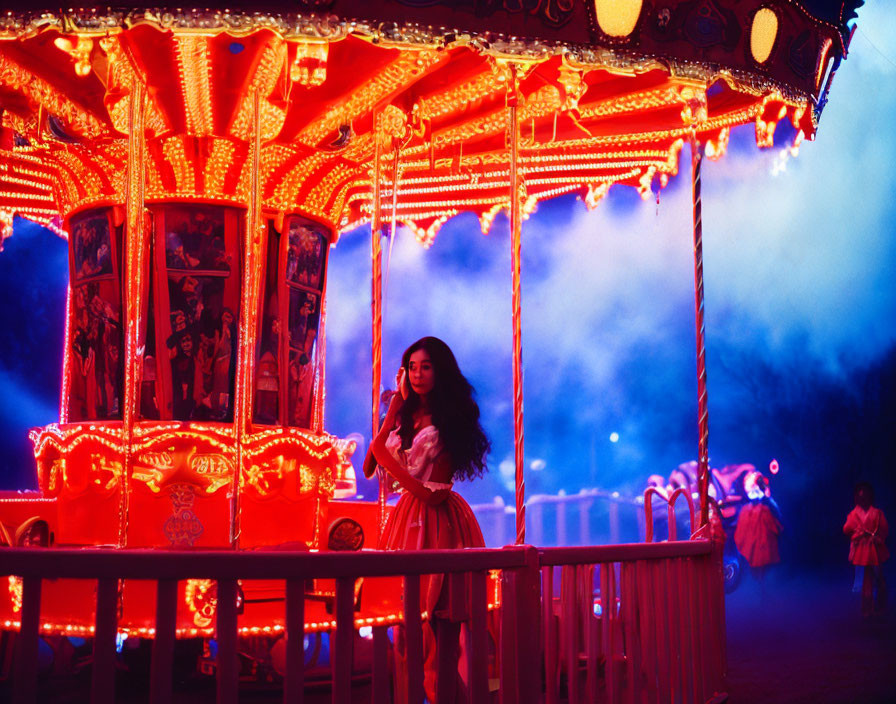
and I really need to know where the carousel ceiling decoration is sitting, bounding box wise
[0,1,858,245]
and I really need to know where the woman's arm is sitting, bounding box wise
[875,509,888,541]
[370,445,450,506]
[369,401,451,506]
[361,443,379,479]
[362,392,400,479]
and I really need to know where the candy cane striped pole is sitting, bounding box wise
[121,79,146,547]
[690,134,710,528]
[372,115,386,543]
[508,65,526,545]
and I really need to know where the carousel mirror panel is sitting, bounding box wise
[254,215,329,428]
[67,208,124,422]
[144,205,242,422]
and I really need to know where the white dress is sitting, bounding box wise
[384,425,453,492]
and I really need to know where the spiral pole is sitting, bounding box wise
[508,65,526,545]
[371,114,386,543]
[120,80,147,547]
[312,291,327,433]
[690,134,710,528]
[231,87,264,547]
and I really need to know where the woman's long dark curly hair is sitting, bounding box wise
[397,336,490,481]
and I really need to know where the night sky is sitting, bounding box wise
[1,5,893,568]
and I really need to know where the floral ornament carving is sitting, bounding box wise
[0,53,106,139]
[376,104,411,152]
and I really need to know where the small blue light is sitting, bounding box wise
[229,42,245,54]
[115,632,128,653]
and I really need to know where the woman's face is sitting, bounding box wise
[408,348,435,397]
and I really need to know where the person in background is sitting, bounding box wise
[734,471,782,590]
[844,482,888,619]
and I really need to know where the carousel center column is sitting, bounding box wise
[121,79,148,547]
[231,88,266,548]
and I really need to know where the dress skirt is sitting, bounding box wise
[734,502,782,568]
[380,490,485,615]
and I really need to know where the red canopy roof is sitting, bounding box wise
[0,2,852,244]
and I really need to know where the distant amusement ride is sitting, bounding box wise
[0,0,860,653]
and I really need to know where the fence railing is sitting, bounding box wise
[471,489,645,548]
[2,540,725,704]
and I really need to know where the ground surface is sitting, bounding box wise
[725,569,896,704]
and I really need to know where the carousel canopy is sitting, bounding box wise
[0,1,861,245]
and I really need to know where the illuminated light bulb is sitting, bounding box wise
[0,209,14,247]
[54,36,94,77]
[705,127,730,162]
[755,118,777,148]
[594,0,643,37]
[789,130,804,157]
[750,8,778,64]
[584,183,610,210]
[290,41,329,86]
[638,166,656,200]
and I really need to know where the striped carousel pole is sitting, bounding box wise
[231,87,265,547]
[508,64,526,545]
[690,130,710,529]
[371,113,386,543]
[120,79,147,547]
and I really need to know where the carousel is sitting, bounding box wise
[0,0,859,667]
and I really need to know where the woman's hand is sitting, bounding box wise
[396,367,409,400]
[385,386,404,422]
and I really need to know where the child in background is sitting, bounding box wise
[734,472,782,588]
[844,482,888,619]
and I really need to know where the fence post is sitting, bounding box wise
[332,577,355,704]
[284,578,305,704]
[557,498,567,546]
[468,570,490,704]
[541,565,558,704]
[578,498,590,546]
[494,497,506,547]
[12,576,41,704]
[403,575,425,704]
[150,579,178,704]
[216,579,239,704]
[710,538,728,692]
[609,501,620,545]
[91,577,119,704]
[372,625,390,704]
[531,502,544,547]
[501,546,540,704]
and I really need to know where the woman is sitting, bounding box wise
[364,336,489,550]
[363,336,490,701]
